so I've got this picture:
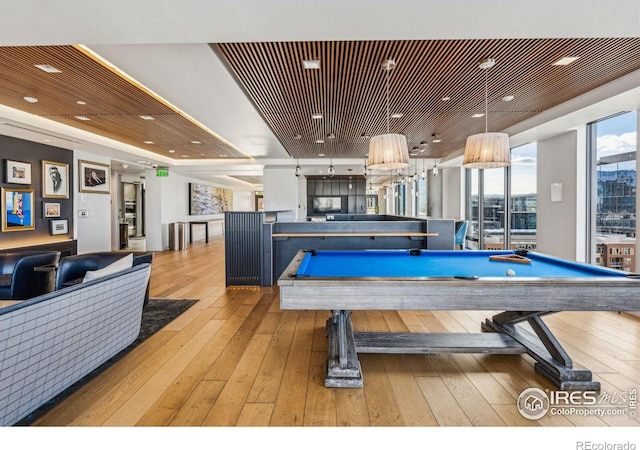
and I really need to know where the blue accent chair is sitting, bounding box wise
[454,221,469,249]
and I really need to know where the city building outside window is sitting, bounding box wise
[588,111,637,272]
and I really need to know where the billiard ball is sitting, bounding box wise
[506,269,516,277]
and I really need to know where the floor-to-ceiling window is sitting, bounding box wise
[416,175,427,217]
[588,111,637,271]
[466,142,537,249]
[510,143,537,250]
[482,167,506,249]
[467,169,480,249]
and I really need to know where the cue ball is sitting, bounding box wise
[506,269,516,277]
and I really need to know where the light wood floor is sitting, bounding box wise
[32,236,640,427]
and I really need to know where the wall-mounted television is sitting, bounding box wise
[312,197,342,214]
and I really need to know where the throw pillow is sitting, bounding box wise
[82,253,134,283]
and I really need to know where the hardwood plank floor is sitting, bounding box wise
[29,237,640,428]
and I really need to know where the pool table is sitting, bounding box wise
[278,249,640,389]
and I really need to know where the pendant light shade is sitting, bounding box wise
[463,132,510,168]
[463,58,511,169]
[368,133,410,170]
[367,58,410,171]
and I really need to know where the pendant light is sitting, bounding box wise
[432,134,439,177]
[463,58,510,168]
[328,147,335,176]
[295,158,302,177]
[368,58,410,171]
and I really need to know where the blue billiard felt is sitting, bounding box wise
[295,250,628,279]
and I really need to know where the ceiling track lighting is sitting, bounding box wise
[367,58,410,171]
[463,58,511,169]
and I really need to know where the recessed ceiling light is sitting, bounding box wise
[502,95,515,102]
[190,140,202,144]
[360,133,369,138]
[432,139,442,143]
[74,116,91,121]
[34,64,61,73]
[182,155,190,158]
[294,134,302,139]
[303,59,320,70]
[220,154,228,157]
[410,152,418,156]
[472,113,485,118]
[43,139,52,142]
[552,56,580,66]
[168,149,176,153]
[318,153,325,157]
[391,113,403,119]
[441,96,451,101]
[23,96,38,103]
[326,133,335,139]
[76,100,86,105]
[143,140,154,144]
[200,153,205,156]
[312,113,323,120]
[139,115,155,120]
[316,139,324,144]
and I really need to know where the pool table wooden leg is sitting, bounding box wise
[325,310,363,388]
[483,311,600,391]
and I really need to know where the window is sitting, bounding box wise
[588,111,637,269]
[510,143,537,250]
[416,176,427,217]
[465,142,537,250]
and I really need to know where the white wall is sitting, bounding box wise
[262,166,298,221]
[297,175,307,219]
[536,130,586,261]
[74,151,112,254]
[143,170,255,251]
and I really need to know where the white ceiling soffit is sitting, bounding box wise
[87,43,289,161]
[1,0,639,45]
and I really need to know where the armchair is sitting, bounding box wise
[454,221,469,250]
[0,251,61,300]
[55,251,153,304]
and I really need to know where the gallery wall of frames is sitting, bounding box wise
[0,134,74,250]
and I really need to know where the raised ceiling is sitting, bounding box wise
[216,38,640,162]
[1,38,640,171]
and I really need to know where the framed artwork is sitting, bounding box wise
[1,187,35,232]
[79,160,110,194]
[5,160,32,185]
[42,160,69,198]
[43,202,61,218]
[50,218,69,235]
[188,182,233,215]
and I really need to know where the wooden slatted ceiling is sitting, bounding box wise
[2,39,640,165]
[0,46,250,160]
[215,38,640,161]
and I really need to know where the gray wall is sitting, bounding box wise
[536,130,587,261]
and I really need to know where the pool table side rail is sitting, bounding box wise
[278,251,640,312]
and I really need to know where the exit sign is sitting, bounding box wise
[156,168,169,177]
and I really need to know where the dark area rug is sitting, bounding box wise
[15,298,199,426]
